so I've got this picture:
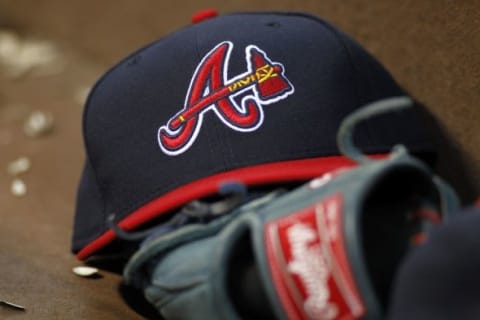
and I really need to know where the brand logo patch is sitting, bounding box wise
[158,41,294,156]
[264,193,365,320]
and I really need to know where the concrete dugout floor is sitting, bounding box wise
[0,1,479,319]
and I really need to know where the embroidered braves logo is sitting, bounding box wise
[157,41,295,156]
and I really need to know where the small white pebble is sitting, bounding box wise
[72,266,99,277]
[0,30,21,61]
[10,178,27,197]
[23,111,54,137]
[7,157,31,176]
[0,30,61,78]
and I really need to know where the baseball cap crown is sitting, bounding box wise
[72,12,433,259]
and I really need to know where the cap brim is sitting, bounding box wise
[74,154,388,260]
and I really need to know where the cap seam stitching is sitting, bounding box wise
[82,83,108,237]
[81,39,170,235]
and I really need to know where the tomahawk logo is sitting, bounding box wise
[157,41,295,156]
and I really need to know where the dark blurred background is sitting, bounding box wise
[0,1,478,319]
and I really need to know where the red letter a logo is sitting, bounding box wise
[158,41,294,156]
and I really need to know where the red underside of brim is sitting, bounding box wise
[76,154,386,260]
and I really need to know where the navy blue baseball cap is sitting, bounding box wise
[72,11,434,260]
